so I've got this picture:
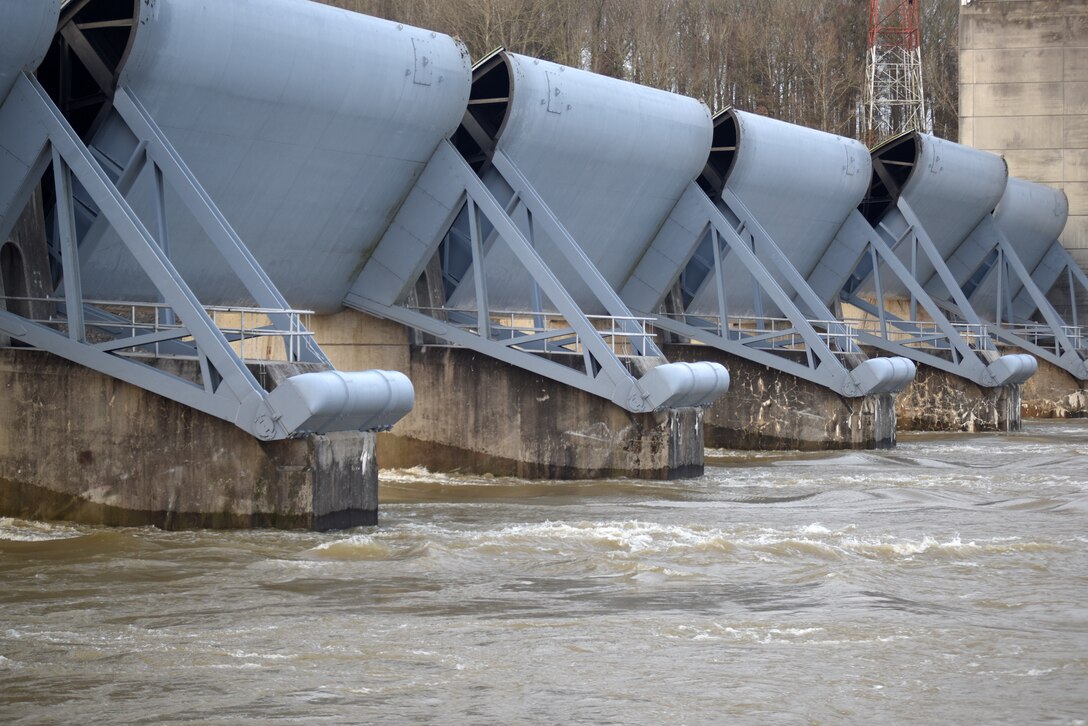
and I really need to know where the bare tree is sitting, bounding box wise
[314,0,959,143]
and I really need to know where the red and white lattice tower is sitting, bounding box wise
[864,0,928,146]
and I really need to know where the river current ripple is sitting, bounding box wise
[2,420,1087,724]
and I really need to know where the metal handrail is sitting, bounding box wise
[843,316,991,350]
[998,321,1088,352]
[0,295,315,362]
[657,312,858,354]
[406,305,657,358]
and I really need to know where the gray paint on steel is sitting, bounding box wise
[863,134,1008,299]
[448,52,712,313]
[75,0,471,312]
[688,109,870,316]
[0,0,59,104]
[935,177,1067,318]
[995,178,1069,316]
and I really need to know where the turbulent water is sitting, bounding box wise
[2,421,1088,724]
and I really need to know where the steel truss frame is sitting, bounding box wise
[838,200,1037,387]
[0,72,410,439]
[955,228,1088,380]
[629,182,914,398]
[864,0,927,143]
[347,141,729,413]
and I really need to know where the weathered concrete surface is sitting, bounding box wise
[1019,353,1088,418]
[846,305,1025,430]
[894,361,1022,432]
[310,310,705,479]
[0,350,377,530]
[662,346,897,451]
[960,0,1088,275]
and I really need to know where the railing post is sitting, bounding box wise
[52,150,86,344]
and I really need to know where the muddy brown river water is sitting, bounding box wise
[2,420,1087,724]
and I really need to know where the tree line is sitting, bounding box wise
[319,0,960,143]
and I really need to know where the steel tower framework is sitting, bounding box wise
[865,0,928,145]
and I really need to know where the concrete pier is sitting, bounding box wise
[0,350,378,530]
[311,311,705,480]
[895,362,1022,432]
[664,346,897,450]
[1020,356,1088,419]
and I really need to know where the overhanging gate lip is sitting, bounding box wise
[861,130,919,225]
[57,0,142,85]
[855,132,1010,306]
[456,48,516,167]
[699,107,742,200]
[723,109,873,254]
[448,49,713,313]
[492,51,712,181]
[40,0,141,140]
[864,132,1009,235]
[687,108,873,319]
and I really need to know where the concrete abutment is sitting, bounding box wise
[310,311,704,480]
[894,362,1022,433]
[663,346,898,450]
[1019,355,1088,419]
[0,311,1057,533]
[0,350,378,530]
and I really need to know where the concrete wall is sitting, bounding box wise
[0,350,378,529]
[959,0,1088,267]
[895,362,1022,432]
[663,346,898,450]
[1019,352,1088,417]
[310,310,705,480]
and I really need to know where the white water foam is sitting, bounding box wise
[0,517,83,542]
[309,519,1063,566]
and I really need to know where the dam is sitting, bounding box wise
[0,0,1083,529]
